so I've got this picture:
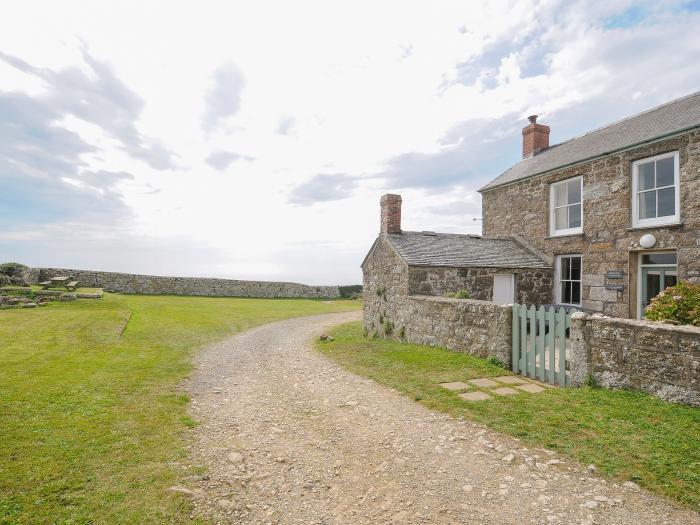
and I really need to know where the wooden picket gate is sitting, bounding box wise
[511,304,572,386]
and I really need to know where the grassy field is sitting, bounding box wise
[0,294,360,524]
[317,322,700,510]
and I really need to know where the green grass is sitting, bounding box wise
[317,321,700,510]
[0,294,360,524]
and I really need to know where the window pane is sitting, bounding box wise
[567,178,581,204]
[657,187,675,217]
[646,272,661,300]
[638,161,655,190]
[638,190,656,219]
[570,256,581,281]
[571,281,581,304]
[555,206,568,230]
[568,204,581,228]
[563,281,572,304]
[656,156,675,187]
[664,273,677,289]
[561,257,571,280]
[642,252,677,265]
[554,182,567,207]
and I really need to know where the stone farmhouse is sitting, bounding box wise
[363,92,700,323]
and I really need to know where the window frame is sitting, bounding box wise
[554,254,582,306]
[549,176,583,237]
[631,151,680,228]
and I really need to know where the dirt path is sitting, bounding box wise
[184,312,699,525]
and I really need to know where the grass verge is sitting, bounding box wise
[0,294,360,524]
[316,321,700,510]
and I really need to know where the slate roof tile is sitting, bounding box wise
[385,231,551,269]
[480,91,700,192]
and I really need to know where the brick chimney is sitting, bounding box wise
[380,194,402,234]
[522,115,550,158]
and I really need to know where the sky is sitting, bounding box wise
[1,1,700,285]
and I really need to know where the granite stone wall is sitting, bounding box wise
[570,313,700,406]
[362,237,513,365]
[407,265,552,305]
[481,130,700,318]
[33,268,341,299]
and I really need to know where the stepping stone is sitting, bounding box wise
[459,391,492,402]
[493,375,529,385]
[493,386,520,396]
[439,381,470,391]
[468,378,500,388]
[516,383,545,394]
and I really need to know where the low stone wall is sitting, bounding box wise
[365,294,513,367]
[32,268,341,299]
[570,313,700,406]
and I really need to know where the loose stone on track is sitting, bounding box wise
[185,312,699,524]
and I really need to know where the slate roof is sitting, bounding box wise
[480,91,700,192]
[383,231,551,269]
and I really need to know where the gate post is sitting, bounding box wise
[569,311,591,386]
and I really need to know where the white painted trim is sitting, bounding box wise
[549,176,583,237]
[631,151,680,228]
[554,254,582,306]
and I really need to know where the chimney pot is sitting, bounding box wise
[380,194,402,234]
[522,115,550,158]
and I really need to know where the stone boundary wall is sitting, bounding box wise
[570,313,700,406]
[32,268,341,299]
[365,294,513,368]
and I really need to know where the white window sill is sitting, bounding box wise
[626,221,683,232]
[546,231,584,239]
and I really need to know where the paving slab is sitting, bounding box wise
[468,378,500,388]
[493,375,530,385]
[458,391,492,401]
[492,386,520,396]
[516,383,545,394]
[439,381,470,391]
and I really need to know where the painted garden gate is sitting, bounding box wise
[511,304,573,386]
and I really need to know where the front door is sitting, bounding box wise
[639,252,678,318]
[493,273,515,305]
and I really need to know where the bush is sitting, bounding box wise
[445,289,470,299]
[339,285,363,298]
[486,356,505,369]
[0,262,29,286]
[644,281,700,326]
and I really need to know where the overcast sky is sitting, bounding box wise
[1,1,700,285]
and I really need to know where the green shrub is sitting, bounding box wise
[0,262,29,285]
[384,320,394,335]
[339,285,363,298]
[644,281,700,326]
[585,373,599,388]
[445,289,470,299]
[486,355,505,369]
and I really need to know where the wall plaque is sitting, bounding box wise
[606,270,624,279]
[605,284,624,291]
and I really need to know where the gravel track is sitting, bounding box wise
[184,312,699,525]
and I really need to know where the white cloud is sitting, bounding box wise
[1,0,699,284]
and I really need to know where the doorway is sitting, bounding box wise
[493,273,515,305]
[638,251,677,318]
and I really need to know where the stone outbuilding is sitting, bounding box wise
[362,194,553,337]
